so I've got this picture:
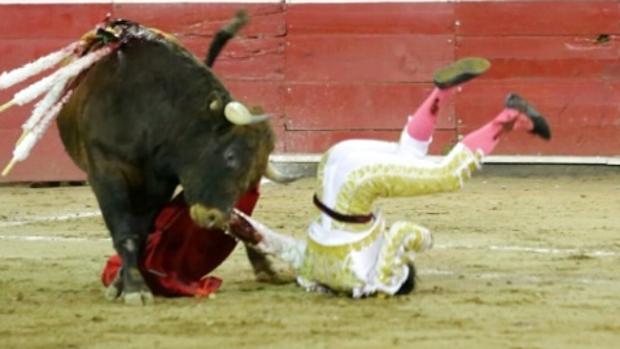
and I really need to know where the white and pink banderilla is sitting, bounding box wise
[0,42,116,176]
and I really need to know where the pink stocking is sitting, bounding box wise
[406,87,454,142]
[462,108,534,155]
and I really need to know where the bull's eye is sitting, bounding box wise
[223,148,239,169]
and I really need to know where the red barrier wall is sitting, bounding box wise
[0,1,618,182]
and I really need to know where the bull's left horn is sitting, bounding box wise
[264,162,302,184]
[224,101,270,125]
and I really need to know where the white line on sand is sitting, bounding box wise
[0,211,101,228]
[420,268,615,285]
[433,243,619,257]
[1,234,618,258]
[0,235,108,242]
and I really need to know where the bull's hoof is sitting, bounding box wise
[104,273,123,301]
[104,283,122,301]
[123,290,154,306]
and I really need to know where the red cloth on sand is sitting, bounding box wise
[101,187,260,297]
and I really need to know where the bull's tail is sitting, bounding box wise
[205,10,248,68]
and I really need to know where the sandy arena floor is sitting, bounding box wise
[0,170,619,349]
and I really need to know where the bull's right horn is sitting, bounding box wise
[264,162,301,184]
[224,101,270,125]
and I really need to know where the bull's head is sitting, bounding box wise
[176,91,275,229]
[176,10,295,229]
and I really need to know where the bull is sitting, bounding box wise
[56,12,288,305]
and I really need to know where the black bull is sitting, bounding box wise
[56,14,280,304]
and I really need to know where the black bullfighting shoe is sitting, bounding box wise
[505,93,552,140]
[433,57,491,89]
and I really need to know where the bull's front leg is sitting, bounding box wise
[89,171,163,305]
[107,214,155,305]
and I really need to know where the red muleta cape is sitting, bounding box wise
[101,187,260,297]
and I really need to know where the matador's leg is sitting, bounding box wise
[462,93,551,156]
[228,209,306,271]
[402,57,491,156]
[328,96,551,213]
[326,143,483,217]
[372,221,434,295]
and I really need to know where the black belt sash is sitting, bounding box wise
[312,194,374,224]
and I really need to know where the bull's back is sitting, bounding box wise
[56,39,218,173]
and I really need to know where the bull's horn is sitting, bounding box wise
[224,101,270,125]
[264,162,301,184]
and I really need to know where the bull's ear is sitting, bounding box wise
[208,91,224,113]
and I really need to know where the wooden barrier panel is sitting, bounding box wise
[284,129,457,155]
[452,0,620,156]
[0,4,111,182]
[454,0,620,36]
[456,36,620,80]
[284,82,455,130]
[0,127,85,182]
[285,3,454,35]
[283,1,620,155]
[455,79,620,155]
[285,34,454,83]
[112,2,285,37]
[0,4,112,39]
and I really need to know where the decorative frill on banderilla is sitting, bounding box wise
[0,18,168,176]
